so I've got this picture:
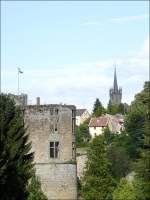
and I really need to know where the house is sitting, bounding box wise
[89,114,124,138]
[89,116,109,138]
[76,109,90,126]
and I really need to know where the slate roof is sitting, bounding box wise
[76,109,87,116]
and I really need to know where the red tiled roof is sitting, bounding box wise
[89,116,109,127]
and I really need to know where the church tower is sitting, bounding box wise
[109,67,122,105]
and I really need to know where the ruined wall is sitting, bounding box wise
[24,105,77,200]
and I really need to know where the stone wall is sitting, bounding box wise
[24,104,77,200]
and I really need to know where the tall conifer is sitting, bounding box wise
[81,136,115,200]
[0,94,34,200]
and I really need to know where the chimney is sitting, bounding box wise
[36,97,40,105]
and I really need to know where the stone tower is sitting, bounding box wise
[24,104,77,200]
[109,67,122,105]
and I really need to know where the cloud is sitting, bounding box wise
[1,37,149,111]
[111,14,149,23]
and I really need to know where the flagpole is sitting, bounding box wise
[18,68,19,95]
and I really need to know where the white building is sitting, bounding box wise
[76,109,90,126]
[89,114,124,139]
[89,116,109,138]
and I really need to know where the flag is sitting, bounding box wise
[18,68,23,74]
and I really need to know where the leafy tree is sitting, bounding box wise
[81,136,115,200]
[113,178,137,200]
[0,94,34,200]
[133,83,150,200]
[120,81,150,200]
[107,101,119,115]
[76,119,91,147]
[93,98,105,117]
[107,144,131,181]
[107,101,128,115]
[27,173,48,200]
[124,107,145,159]
[103,127,115,145]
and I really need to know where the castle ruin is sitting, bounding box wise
[11,95,78,200]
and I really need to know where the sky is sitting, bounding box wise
[1,1,149,111]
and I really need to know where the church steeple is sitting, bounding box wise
[113,66,118,93]
[109,65,122,105]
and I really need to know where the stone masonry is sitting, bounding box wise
[24,104,77,200]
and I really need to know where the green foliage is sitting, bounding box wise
[107,144,131,181]
[113,178,137,200]
[0,94,34,200]
[81,136,115,200]
[133,98,150,200]
[124,107,145,159]
[103,128,131,181]
[77,176,82,198]
[76,119,91,147]
[103,127,115,145]
[93,98,106,117]
[122,81,150,200]
[27,174,48,200]
[107,101,128,115]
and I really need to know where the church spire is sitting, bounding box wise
[113,65,118,93]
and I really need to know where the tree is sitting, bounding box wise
[103,127,115,145]
[132,82,150,200]
[76,119,91,147]
[81,136,115,200]
[121,81,150,200]
[0,94,34,200]
[93,98,105,117]
[113,178,137,200]
[107,144,131,181]
[107,101,128,115]
[124,107,145,160]
[27,173,48,200]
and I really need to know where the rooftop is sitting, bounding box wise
[76,109,87,116]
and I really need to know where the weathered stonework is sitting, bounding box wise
[24,104,77,200]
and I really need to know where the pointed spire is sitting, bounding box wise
[113,64,118,93]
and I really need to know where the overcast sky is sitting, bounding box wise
[1,1,149,111]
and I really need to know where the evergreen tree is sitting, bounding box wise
[93,98,105,117]
[81,136,115,200]
[0,94,34,200]
[27,174,48,200]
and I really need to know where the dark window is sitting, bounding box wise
[50,141,59,158]
[55,109,59,115]
[55,142,59,158]
[72,118,75,133]
[72,110,75,118]
[50,142,54,158]
[55,123,58,132]
[72,142,75,159]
